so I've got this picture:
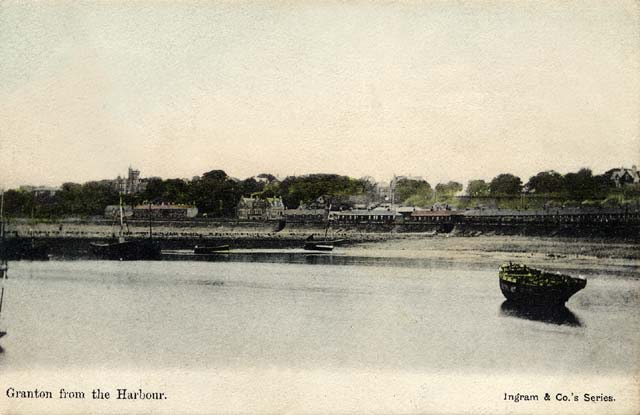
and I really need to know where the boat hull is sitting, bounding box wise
[90,239,161,261]
[499,279,585,306]
[1,238,49,261]
[304,243,334,251]
[194,245,230,254]
[498,264,586,306]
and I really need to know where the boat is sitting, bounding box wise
[302,205,345,252]
[499,262,586,306]
[91,238,161,261]
[90,196,161,261]
[193,244,230,254]
[4,235,49,261]
[303,242,334,252]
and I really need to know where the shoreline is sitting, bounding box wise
[8,231,639,278]
[6,221,639,277]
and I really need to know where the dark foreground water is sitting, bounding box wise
[0,255,638,376]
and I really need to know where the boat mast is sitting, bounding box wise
[118,193,125,243]
[0,190,8,336]
[324,204,331,241]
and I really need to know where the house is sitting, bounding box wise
[610,166,640,187]
[237,197,268,220]
[237,197,285,220]
[265,197,285,220]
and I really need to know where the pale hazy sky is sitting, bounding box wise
[0,1,639,188]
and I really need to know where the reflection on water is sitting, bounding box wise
[500,300,582,327]
[0,260,638,375]
[162,249,475,270]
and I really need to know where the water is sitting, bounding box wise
[0,257,638,376]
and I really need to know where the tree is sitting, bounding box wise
[435,181,463,196]
[489,174,523,196]
[202,169,228,182]
[466,180,490,197]
[278,174,364,208]
[240,178,264,196]
[191,170,239,217]
[394,179,432,204]
[525,170,564,194]
[256,173,277,183]
[563,168,609,201]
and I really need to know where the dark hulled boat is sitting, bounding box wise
[303,233,345,251]
[303,242,334,252]
[4,236,49,261]
[90,196,161,261]
[90,238,161,261]
[194,244,230,254]
[499,263,586,306]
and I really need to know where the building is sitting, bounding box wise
[410,210,463,223]
[114,167,147,194]
[328,208,401,223]
[104,205,134,219]
[283,208,326,222]
[132,203,198,219]
[237,197,285,220]
[610,166,640,187]
[265,197,285,220]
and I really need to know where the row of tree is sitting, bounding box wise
[1,170,371,218]
[395,168,638,208]
[2,168,637,219]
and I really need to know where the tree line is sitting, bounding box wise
[395,168,639,209]
[1,170,371,219]
[2,167,638,219]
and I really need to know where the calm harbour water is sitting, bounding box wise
[0,255,638,375]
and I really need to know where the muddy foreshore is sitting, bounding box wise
[7,221,639,278]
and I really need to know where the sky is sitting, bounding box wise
[0,1,639,189]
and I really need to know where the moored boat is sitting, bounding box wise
[499,263,586,306]
[90,238,161,261]
[4,236,49,261]
[194,244,230,254]
[303,242,334,252]
[90,195,161,261]
[303,233,345,251]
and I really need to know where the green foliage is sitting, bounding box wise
[526,170,564,194]
[395,179,432,204]
[466,180,489,197]
[190,170,241,217]
[278,174,365,208]
[404,193,433,208]
[563,168,606,200]
[622,183,640,199]
[2,189,34,217]
[8,182,120,218]
[435,181,462,196]
[489,174,523,196]
[4,166,637,218]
